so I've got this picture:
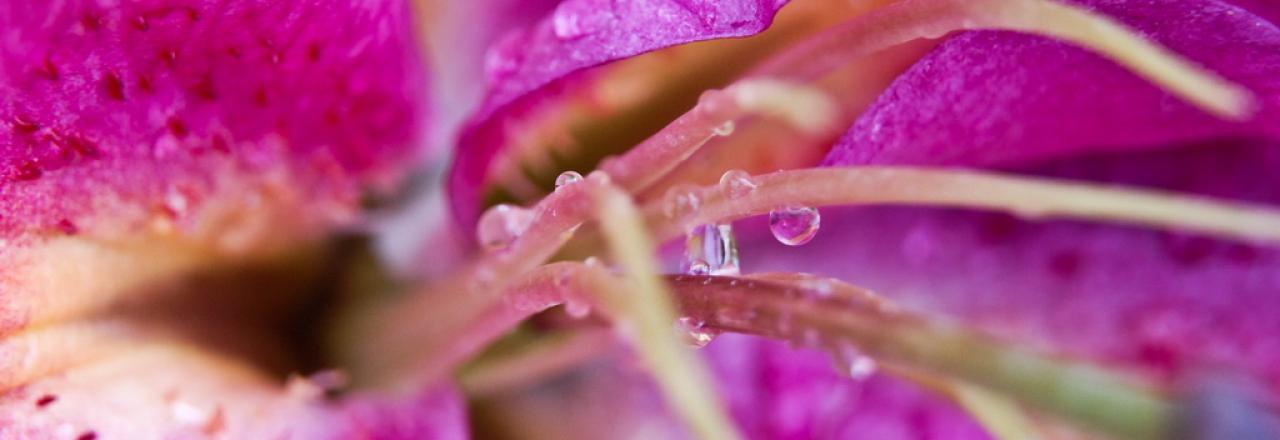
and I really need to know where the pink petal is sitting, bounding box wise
[0,345,466,439]
[737,0,1280,400]
[448,0,791,230]
[752,139,1280,389]
[823,0,1280,168]
[705,335,992,440]
[0,0,427,240]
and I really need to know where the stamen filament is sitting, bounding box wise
[591,185,742,440]
[672,273,1175,440]
[598,80,836,194]
[339,174,610,387]
[752,0,1253,119]
[645,167,1280,245]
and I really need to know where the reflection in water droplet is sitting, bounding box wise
[555,170,583,190]
[675,317,718,348]
[684,223,739,276]
[663,185,701,219]
[769,206,820,246]
[687,259,711,275]
[476,204,534,252]
[718,169,757,199]
[712,120,736,137]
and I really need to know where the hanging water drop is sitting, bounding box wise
[718,169,757,199]
[555,170,583,190]
[769,206,820,246]
[687,259,711,275]
[663,185,701,219]
[831,344,877,380]
[712,120,736,137]
[476,204,534,251]
[675,317,717,348]
[847,356,877,380]
[684,223,740,276]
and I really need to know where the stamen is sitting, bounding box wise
[406,260,1178,439]
[598,80,836,194]
[670,273,1175,440]
[751,0,1253,119]
[644,167,1280,246]
[341,173,611,386]
[591,185,742,440]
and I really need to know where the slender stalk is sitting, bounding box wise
[592,186,742,440]
[646,167,1280,245]
[751,0,1252,118]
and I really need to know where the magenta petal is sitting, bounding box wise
[705,335,992,440]
[474,0,788,122]
[746,139,1280,392]
[448,0,790,231]
[822,0,1280,168]
[791,0,1280,396]
[0,0,426,238]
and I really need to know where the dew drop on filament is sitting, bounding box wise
[686,259,711,275]
[769,206,820,246]
[554,170,583,190]
[847,356,877,380]
[712,120,736,137]
[663,185,701,219]
[684,223,739,276]
[675,317,718,348]
[718,169,757,199]
[477,204,534,252]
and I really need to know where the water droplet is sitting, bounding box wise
[663,185,701,219]
[554,170,583,190]
[712,120,736,137]
[552,4,587,39]
[831,344,877,380]
[687,259,711,275]
[769,206,820,246]
[564,300,591,318]
[584,256,602,266]
[846,356,877,380]
[476,204,534,252]
[684,223,739,276]
[675,317,717,348]
[718,169,757,199]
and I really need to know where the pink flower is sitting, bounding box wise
[4,0,1280,439]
